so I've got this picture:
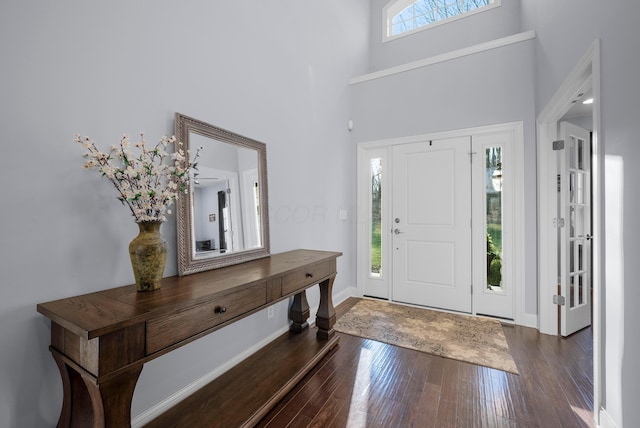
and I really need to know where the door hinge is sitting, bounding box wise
[553,140,565,150]
[553,294,566,306]
[553,218,565,228]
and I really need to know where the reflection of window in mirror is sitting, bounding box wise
[254,182,261,247]
[242,169,262,249]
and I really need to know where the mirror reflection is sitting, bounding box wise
[175,113,270,275]
[191,133,262,256]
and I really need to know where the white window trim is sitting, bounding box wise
[382,0,501,43]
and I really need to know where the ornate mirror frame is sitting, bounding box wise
[175,113,270,275]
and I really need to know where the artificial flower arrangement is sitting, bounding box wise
[75,133,200,222]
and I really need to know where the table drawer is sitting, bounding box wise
[281,260,335,296]
[146,284,267,354]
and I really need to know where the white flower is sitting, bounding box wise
[76,132,200,222]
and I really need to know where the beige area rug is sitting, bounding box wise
[334,299,519,374]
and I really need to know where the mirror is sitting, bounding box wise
[175,113,270,275]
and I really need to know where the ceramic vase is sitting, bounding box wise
[129,221,168,292]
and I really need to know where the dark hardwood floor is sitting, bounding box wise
[258,297,594,428]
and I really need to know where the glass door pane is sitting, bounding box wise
[370,158,382,277]
[486,147,503,290]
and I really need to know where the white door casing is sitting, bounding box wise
[536,39,601,424]
[391,136,472,313]
[559,121,592,336]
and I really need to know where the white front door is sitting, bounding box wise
[391,137,472,313]
[559,121,592,336]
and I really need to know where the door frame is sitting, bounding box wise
[356,121,526,324]
[536,39,602,422]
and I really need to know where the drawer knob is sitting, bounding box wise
[215,306,227,314]
[305,273,314,278]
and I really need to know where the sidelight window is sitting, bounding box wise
[486,146,503,290]
[370,158,383,277]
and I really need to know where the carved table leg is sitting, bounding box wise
[289,291,310,332]
[52,349,143,428]
[316,276,336,340]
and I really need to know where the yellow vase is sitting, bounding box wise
[129,221,168,292]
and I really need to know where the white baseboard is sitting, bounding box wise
[519,312,538,329]
[132,286,357,427]
[598,407,617,428]
[335,285,357,305]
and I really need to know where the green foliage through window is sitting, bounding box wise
[371,159,382,275]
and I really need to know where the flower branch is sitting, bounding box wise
[76,133,200,222]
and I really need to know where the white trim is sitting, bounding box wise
[520,312,538,329]
[598,407,618,428]
[592,39,603,428]
[350,30,536,85]
[536,38,602,426]
[356,122,527,326]
[382,0,501,43]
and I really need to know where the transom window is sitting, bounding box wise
[384,0,499,40]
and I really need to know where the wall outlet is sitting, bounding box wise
[267,306,274,319]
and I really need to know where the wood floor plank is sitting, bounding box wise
[258,297,594,428]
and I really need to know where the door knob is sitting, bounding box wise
[394,228,403,234]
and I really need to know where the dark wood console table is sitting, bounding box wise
[37,249,342,428]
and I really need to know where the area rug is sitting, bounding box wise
[334,299,519,374]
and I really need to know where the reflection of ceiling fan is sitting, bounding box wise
[193,176,219,185]
[193,176,227,187]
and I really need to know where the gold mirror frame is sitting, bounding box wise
[175,113,270,275]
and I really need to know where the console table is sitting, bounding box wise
[37,249,342,428]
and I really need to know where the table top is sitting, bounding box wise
[37,249,342,340]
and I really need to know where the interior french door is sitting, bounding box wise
[391,137,472,313]
[559,121,592,336]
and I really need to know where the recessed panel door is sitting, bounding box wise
[392,137,472,313]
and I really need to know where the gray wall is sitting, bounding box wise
[521,1,640,425]
[0,1,369,426]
